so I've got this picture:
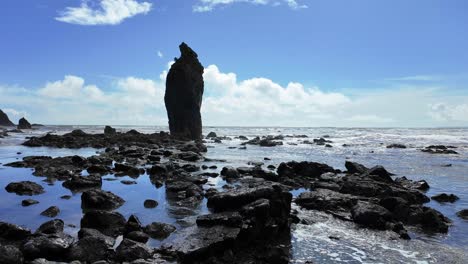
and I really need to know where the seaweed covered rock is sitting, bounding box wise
[165,42,204,140]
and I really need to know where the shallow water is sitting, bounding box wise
[0,126,467,263]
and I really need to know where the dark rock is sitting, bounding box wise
[40,206,60,217]
[431,193,459,203]
[36,219,64,234]
[125,214,143,234]
[408,206,451,233]
[17,117,32,129]
[345,161,368,174]
[115,239,152,262]
[206,132,217,138]
[60,195,72,200]
[366,166,393,183]
[144,199,158,208]
[68,234,114,263]
[0,244,23,264]
[77,228,115,246]
[0,222,32,240]
[63,175,102,190]
[221,166,240,179]
[144,222,176,239]
[196,212,243,227]
[176,151,201,161]
[277,161,335,184]
[0,109,15,126]
[22,199,40,206]
[165,42,204,140]
[126,231,149,243]
[81,211,126,237]
[422,145,458,154]
[296,189,357,211]
[387,144,407,149]
[351,201,393,230]
[5,181,44,195]
[456,209,468,220]
[104,126,116,135]
[22,233,74,261]
[121,180,137,185]
[81,189,125,210]
[87,165,109,175]
[395,177,430,191]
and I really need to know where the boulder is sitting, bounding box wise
[0,109,15,126]
[62,175,102,191]
[22,233,74,261]
[431,193,459,203]
[81,189,125,210]
[296,189,357,212]
[0,222,32,240]
[345,161,368,174]
[81,211,126,237]
[115,239,153,262]
[0,245,23,264]
[143,222,176,239]
[104,126,116,135]
[220,166,240,179]
[351,201,393,230]
[40,206,60,217]
[206,132,217,138]
[17,117,32,129]
[5,181,44,195]
[144,199,158,208]
[36,219,64,234]
[165,42,204,140]
[22,199,40,206]
[456,209,468,220]
[196,212,243,228]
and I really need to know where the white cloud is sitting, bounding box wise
[385,75,440,82]
[56,0,152,26]
[429,103,468,122]
[157,51,164,58]
[1,65,467,127]
[193,0,307,12]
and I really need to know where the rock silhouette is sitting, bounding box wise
[17,118,31,129]
[165,42,204,140]
[0,109,14,126]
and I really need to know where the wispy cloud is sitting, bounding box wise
[193,0,307,13]
[384,75,441,82]
[56,0,152,26]
[157,51,164,58]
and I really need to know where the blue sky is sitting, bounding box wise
[1,0,468,127]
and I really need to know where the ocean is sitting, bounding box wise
[0,126,467,263]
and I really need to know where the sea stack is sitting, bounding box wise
[17,117,32,129]
[0,109,15,126]
[165,42,204,140]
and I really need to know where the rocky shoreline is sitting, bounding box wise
[1,127,466,264]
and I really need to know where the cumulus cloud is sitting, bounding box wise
[56,0,152,26]
[193,0,307,12]
[429,103,468,122]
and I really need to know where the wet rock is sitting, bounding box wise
[0,222,32,240]
[104,126,116,135]
[345,161,368,174]
[144,199,158,208]
[431,193,459,203]
[22,233,74,261]
[63,175,102,191]
[394,177,430,191]
[220,166,240,179]
[196,212,243,227]
[68,234,114,263]
[40,206,60,217]
[387,144,407,149]
[0,244,24,264]
[296,189,357,212]
[36,219,64,234]
[0,109,15,126]
[81,189,125,210]
[456,209,468,220]
[81,211,126,237]
[351,201,393,230]
[126,231,149,243]
[125,215,143,234]
[5,181,45,195]
[22,199,40,206]
[121,180,137,185]
[144,222,176,239]
[408,206,451,233]
[366,166,393,183]
[422,145,458,154]
[60,195,72,200]
[206,132,217,138]
[277,161,335,186]
[17,117,32,129]
[78,228,115,246]
[87,165,110,175]
[165,42,204,140]
[115,239,153,262]
[176,151,201,162]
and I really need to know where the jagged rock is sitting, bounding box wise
[17,117,32,129]
[126,231,149,243]
[69,229,115,263]
[81,211,126,237]
[296,189,357,211]
[115,239,153,262]
[104,126,116,135]
[0,109,15,126]
[351,201,393,230]
[143,222,176,239]
[0,245,23,264]
[81,189,125,210]
[345,161,368,174]
[78,228,115,246]
[36,219,64,234]
[165,42,204,140]
[40,206,60,217]
[5,181,44,195]
[394,177,430,191]
[0,222,32,240]
[22,233,74,261]
[431,193,459,203]
[62,175,102,191]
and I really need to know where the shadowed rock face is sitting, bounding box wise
[17,117,31,129]
[0,109,14,126]
[165,42,204,140]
